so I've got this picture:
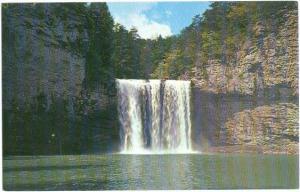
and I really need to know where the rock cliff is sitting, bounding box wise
[224,103,298,153]
[2,2,298,155]
[191,9,298,96]
[2,4,86,109]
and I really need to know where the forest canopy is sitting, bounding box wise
[2,1,298,155]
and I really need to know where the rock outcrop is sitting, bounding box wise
[225,103,298,149]
[191,9,298,96]
[2,4,86,109]
[2,4,113,111]
[2,3,117,155]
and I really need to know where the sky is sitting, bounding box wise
[108,2,211,39]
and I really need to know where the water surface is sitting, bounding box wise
[3,154,298,190]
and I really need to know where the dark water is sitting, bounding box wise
[3,154,298,190]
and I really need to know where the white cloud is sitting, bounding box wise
[111,4,173,39]
[115,13,172,39]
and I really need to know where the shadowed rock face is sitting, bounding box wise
[191,89,298,153]
[225,103,298,146]
[187,5,299,154]
[2,3,118,155]
[2,4,86,109]
[2,3,298,155]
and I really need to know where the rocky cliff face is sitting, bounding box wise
[2,3,298,155]
[2,4,86,110]
[225,103,298,145]
[188,5,298,154]
[2,4,116,155]
[3,4,118,111]
[191,9,298,96]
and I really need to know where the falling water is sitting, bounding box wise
[116,79,192,153]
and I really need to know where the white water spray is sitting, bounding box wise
[116,79,193,153]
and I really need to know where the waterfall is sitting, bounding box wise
[116,79,192,153]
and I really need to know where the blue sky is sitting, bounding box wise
[108,2,211,39]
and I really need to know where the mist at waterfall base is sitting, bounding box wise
[116,79,196,154]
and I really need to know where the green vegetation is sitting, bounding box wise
[152,2,298,80]
[2,2,298,155]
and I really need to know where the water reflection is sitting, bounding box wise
[3,154,299,190]
[117,154,193,189]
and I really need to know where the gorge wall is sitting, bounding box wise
[2,3,119,155]
[190,9,298,96]
[2,2,298,155]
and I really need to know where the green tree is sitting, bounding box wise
[85,3,114,91]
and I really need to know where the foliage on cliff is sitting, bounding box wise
[2,2,298,155]
[2,2,174,155]
[2,3,117,155]
[151,2,298,95]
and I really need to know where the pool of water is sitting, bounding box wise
[3,154,299,190]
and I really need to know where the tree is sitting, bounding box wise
[85,3,114,91]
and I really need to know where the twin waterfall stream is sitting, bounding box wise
[116,79,193,154]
